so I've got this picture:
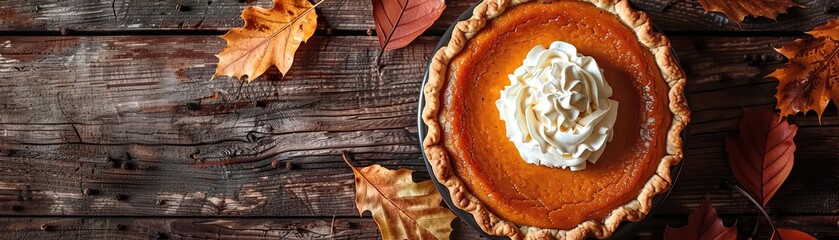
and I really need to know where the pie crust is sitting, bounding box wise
[420,0,691,239]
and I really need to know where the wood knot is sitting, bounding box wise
[115,224,126,231]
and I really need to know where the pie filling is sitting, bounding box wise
[496,41,619,171]
[439,0,671,229]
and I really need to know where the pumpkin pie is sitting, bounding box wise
[421,0,690,239]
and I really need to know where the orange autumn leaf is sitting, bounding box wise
[726,107,798,206]
[342,153,456,240]
[698,0,802,24]
[773,229,817,240]
[213,0,319,81]
[771,18,839,120]
[664,198,737,240]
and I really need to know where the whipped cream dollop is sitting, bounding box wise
[496,41,619,171]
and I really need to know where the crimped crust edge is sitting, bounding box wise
[421,0,691,239]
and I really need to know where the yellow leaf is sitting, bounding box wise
[342,153,456,240]
[770,18,839,120]
[213,0,319,81]
[698,0,802,24]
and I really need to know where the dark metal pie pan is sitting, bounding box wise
[417,2,687,239]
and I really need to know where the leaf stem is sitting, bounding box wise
[726,181,778,239]
[341,151,354,168]
[375,0,410,66]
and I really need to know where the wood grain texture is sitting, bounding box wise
[0,0,837,32]
[2,0,838,239]
[0,217,480,239]
[0,35,837,219]
[1,215,836,239]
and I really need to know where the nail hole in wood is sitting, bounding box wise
[186,102,200,111]
[256,101,268,108]
[121,162,133,170]
[115,194,127,201]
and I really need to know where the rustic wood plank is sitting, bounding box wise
[0,217,479,239]
[0,0,836,32]
[631,0,839,32]
[1,215,836,239]
[641,215,839,239]
[0,35,837,219]
[0,35,436,217]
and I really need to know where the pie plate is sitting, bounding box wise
[416,2,688,239]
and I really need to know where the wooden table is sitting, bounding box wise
[1,0,838,239]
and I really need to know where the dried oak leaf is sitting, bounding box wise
[664,198,737,240]
[342,153,456,240]
[727,107,798,206]
[771,18,839,120]
[698,0,802,24]
[773,229,817,240]
[213,0,318,81]
[372,0,446,50]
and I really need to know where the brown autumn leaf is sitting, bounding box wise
[372,0,446,50]
[213,0,320,81]
[726,107,798,206]
[664,197,737,240]
[697,0,802,24]
[342,153,456,240]
[773,229,817,240]
[771,18,839,120]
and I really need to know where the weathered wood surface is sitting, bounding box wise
[1,215,837,239]
[0,217,482,239]
[2,0,839,238]
[1,0,837,32]
[0,35,837,220]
